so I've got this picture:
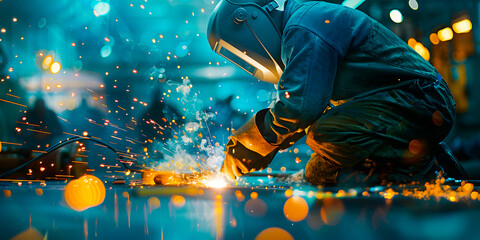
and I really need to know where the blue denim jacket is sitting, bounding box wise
[259,0,439,148]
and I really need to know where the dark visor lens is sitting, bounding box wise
[218,47,257,75]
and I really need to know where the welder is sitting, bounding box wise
[207,0,467,185]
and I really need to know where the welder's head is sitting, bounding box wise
[207,0,284,84]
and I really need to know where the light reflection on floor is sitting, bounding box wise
[1,175,480,240]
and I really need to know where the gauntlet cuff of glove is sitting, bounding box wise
[233,109,278,157]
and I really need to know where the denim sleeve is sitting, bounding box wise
[259,26,340,145]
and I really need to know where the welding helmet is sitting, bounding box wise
[207,0,284,84]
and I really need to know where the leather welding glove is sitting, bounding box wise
[221,109,278,180]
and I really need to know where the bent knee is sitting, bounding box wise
[305,153,339,186]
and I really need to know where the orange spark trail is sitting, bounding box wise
[0,98,26,107]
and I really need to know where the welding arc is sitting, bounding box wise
[0,136,128,178]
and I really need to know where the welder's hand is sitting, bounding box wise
[221,140,276,180]
[219,109,279,180]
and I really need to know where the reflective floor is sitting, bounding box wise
[1,173,480,240]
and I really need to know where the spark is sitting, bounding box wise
[0,98,26,107]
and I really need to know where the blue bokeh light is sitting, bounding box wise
[100,45,112,58]
[94,2,111,16]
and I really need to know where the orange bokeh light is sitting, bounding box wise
[171,195,185,208]
[42,55,53,70]
[235,190,245,201]
[3,190,11,198]
[408,139,425,155]
[285,189,293,197]
[255,227,293,240]
[284,196,309,222]
[64,175,106,212]
[35,188,43,196]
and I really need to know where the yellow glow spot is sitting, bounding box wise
[383,188,397,199]
[50,62,61,74]
[171,195,185,208]
[285,189,293,197]
[438,27,453,42]
[452,19,472,34]
[255,227,293,240]
[429,33,440,45]
[283,196,309,222]
[64,175,106,211]
[42,55,53,70]
[0,28,6,33]
[250,192,258,199]
[13,18,18,22]
[413,42,430,61]
[82,131,88,136]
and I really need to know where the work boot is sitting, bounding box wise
[435,142,469,180]
[305,153,339,186]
